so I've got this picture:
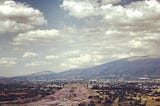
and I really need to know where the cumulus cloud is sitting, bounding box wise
[59,51,105,69]
[2,0,160,74]
[59,0,160,67]
[112,53,134,59]
[60,63,78,70]
[61,0,160,47]
[63,50,81,58]
[13,29,60,45]
[25,61,51,67]
[23,52,38,58]
[0,57,16,66]
[0,0,46,33]
[60,49,105,69]
[61,0,160,28]
[61,0,122,18]
[45,55,59,60]
[68,54,92,65]
[61,0,101,18]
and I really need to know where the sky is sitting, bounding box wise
[0,0,160,77]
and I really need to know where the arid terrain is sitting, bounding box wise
[27,84,97,106]
[0,81,160,106]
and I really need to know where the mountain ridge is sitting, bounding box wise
[23,56,160,80]
[4,56,160,80]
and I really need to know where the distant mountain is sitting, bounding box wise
[11,56,160,80]
[0,76,5,79]
[55,56,160,79]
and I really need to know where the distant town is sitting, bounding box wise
[0,78,159,106]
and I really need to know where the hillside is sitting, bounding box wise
[9,56,160,80]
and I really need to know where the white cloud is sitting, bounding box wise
[14,29,60,45]
[0,0,46,33]
[129,39,142,48]
[1,0,160,75]
[45,55,59,60]
[61,0,122,18]
[62,0,160,30]
[60,0,160,57]
[60,63,78,70]
[112,53,134,59]
[22,52,38,58]
[68,54,92,65]
[0,57,16,66]
[25,61,51,67]
[61,0,101,18]
[63,50,81,58]
[102,0,160,32]
[59,52,105,70]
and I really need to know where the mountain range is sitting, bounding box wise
[20,56,160,80]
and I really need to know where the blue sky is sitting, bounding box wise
[0,0,160,77]
[15,0,85,29]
